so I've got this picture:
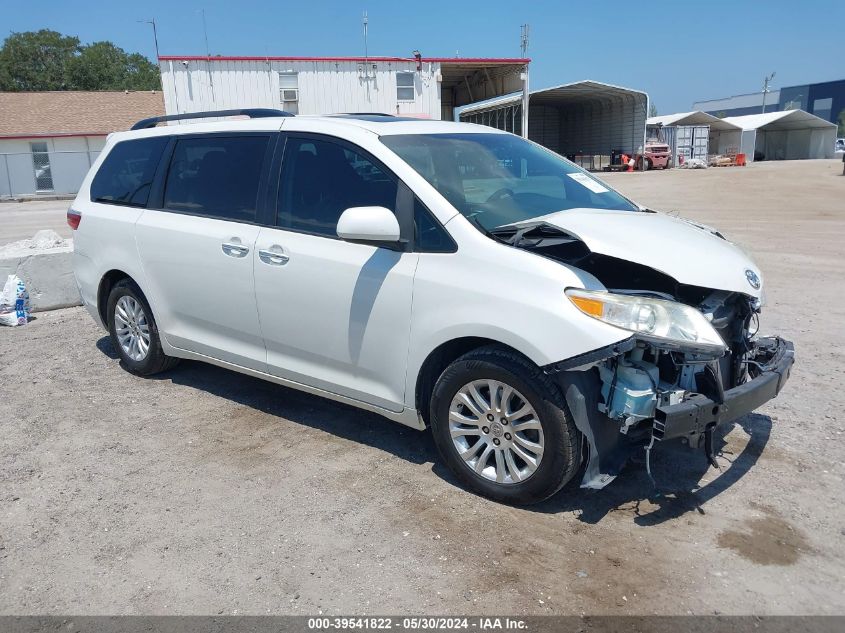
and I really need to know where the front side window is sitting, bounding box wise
[278,137,398,237]
[396,72,415,101]
[381,133,638,231]
[415,199,455,252]
[90,136,169,207]
[162,135,269,222]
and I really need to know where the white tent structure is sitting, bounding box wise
[723,110,836,161]
[647,111,744,158]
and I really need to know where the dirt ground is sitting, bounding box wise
[1,160,843,616]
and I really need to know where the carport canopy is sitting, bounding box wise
[648,110,741,132]
[722,109,837,131]
[460,79,649,157]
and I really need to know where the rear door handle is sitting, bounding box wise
[222,242,250,258]
[258,248,290,266]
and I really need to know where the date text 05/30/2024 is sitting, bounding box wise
[308,617,528,630]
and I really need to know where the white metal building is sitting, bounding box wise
[459,80,649,170]
[647,111,744,164]
[722,110,837,161]
[158,55,529,126]
[0,91,164,198]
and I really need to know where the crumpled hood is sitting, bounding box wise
[520,208,763,297]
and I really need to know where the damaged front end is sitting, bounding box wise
[499,222,795,489]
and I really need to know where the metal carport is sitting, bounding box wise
[459,80,648,170]
[723,110,837,161]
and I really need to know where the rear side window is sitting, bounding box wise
[163,135,269,222]
[90,137,168,207]
[278,136,398,237]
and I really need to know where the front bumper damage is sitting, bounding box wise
[546,336,794,489]
[653,337,794,445]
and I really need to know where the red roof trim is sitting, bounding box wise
[158,55,530,64]
[0,132,108,140]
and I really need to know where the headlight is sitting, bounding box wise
[566,288,727,356]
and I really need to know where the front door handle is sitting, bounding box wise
[222,242,250,258]
[258,248,290,266]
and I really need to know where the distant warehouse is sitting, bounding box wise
[157,54,530,124]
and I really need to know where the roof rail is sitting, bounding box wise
[130,108,294,130]
[335,112,395,116]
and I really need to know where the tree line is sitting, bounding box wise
[0,30,161,92]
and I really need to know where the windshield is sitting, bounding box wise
[381,133,638,231]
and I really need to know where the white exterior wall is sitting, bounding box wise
[160,59,443,118]
[0,135,104,198]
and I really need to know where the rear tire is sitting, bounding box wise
[429,346,581,505]
[107,279,178,376]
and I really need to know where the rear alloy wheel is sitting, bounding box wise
[114,295,150,362]
[430,346,581,505]
[107,279,178,376]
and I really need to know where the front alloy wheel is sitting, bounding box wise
[449,380,544,484]
[430,346,581,505]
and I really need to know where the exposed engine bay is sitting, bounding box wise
[492,222,794,489]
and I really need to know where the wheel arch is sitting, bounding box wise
[97,269,141,326]
[414,336,538,425]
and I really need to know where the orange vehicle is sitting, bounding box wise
[637,140,671,170]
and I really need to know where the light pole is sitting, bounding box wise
[761,72,776,114]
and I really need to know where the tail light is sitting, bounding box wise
[67,208,81,230]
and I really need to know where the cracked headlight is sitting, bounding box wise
[566,288,727,356]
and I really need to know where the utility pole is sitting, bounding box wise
[138,19,160,62]
[198,8,215,101]
[761,72,776,114]
[520,24,530,57]
[520,25,530,139]
[363,11,369,64]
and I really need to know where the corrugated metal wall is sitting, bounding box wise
[461,90,647,162]
[557,95,646,156]
[161,59,442,117]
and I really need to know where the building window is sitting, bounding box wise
[396,72,415,101]
[279,72,299,114]
[30,142,54,192]
[812,97,833,122]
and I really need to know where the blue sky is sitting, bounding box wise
[4,0,843,113]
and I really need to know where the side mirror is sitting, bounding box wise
[336,206,401,243]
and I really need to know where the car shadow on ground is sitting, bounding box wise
[97,336,773,526]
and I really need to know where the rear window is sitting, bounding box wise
[163,135,270,223]
[90,137,168,207]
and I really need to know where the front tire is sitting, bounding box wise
[430,346,581,505]
[107,279,178,376]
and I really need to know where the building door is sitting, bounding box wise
[30,141,54,192]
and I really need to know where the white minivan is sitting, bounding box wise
[70,110,793,504]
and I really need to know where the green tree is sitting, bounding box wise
[66,41,160,90]
[648,103,658,118]
[0,29,80,90]
[837,108,845,137]
[0,30,160,92]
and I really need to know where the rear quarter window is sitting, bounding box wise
[90,136,169,207]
